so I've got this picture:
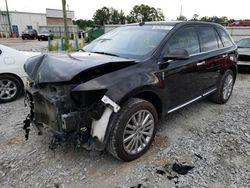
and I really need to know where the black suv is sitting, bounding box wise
[24,21,237,161]
[21,29,38,40]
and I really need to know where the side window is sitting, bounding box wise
[168,27,200,55]
[198,26,219,52]
[217,28,233,47]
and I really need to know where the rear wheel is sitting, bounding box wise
[0,75,23,103]
[211,69,235,104]
[107,98,158,161]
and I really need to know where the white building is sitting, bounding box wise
[0,8,75,37]
[11,11,46,36]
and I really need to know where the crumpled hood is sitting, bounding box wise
[24,52,135,84]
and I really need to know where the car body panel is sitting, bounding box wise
[0,44,40,83]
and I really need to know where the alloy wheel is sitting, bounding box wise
[222,74,233,100]
[0,79,18,100]
[123,109,155,155]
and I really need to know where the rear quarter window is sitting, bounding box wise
[197,26,219,52]
[217,28,233,47]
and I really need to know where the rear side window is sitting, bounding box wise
[168,27,200,55]
[217,28,233,47]
[198,27,219,52]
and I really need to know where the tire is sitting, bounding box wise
[0,75,23,103]
[107,98,158,161]
[22,37,25,40]
[210,69,235,104]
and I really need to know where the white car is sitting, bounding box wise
[0,44,40,103]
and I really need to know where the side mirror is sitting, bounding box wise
[163,48,190,61]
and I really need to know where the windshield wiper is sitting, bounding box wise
[78,48,85,52]
[97,38,112,41]
[92,51,120,57]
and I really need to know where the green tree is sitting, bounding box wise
[200,16,212,22]
[191,14,199,21]
[93,7,111,25]
[73,19,94,30]
[177,15,187,21]
[110,8,120,24]
[118,10,126,24]
[215,16,229,25]
[93,7,126,25]
[128,4,165,23]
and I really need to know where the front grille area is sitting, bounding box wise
[238,55,250,61]
[33,93,61,130]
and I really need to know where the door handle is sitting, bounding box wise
[196,61,205,66]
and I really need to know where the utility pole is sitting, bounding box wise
[5,0,12,37]
[62,0,69,49]
[180,5,182,17]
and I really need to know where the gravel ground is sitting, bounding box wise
[0,72,249,188]
[0,38,48,52]
[0,41,249,187]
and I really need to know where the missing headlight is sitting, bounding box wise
[71,89,107,108]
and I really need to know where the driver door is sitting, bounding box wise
[159,26,202,110]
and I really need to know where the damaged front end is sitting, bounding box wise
[24,82,119,150]
[22,53,138,150]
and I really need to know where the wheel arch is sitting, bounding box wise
[118,88,164,119]
[103,88,164,147]
[133,91,163,119]
[228,64,237,80]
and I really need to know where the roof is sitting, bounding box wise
[1,11,46,16]
[126,21,222,27]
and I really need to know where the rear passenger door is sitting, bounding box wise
[195,26,225,94]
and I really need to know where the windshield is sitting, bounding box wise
[40,30,50,34]
[83,25,173,59]
[237,38,250,48]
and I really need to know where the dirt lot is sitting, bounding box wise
[0,40,250,187]
[0,38,48,52]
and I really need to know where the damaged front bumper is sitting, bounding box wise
[24,82,120,151]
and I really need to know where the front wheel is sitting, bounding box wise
[210,69,235,104]
[107,98,158,161]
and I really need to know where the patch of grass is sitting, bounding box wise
[48,40,59,51]
[67,43,77,52]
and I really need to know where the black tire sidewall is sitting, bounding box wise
[0,75,22,103]
[110,99,158,161]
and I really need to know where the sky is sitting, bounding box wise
[0,0,249,20]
